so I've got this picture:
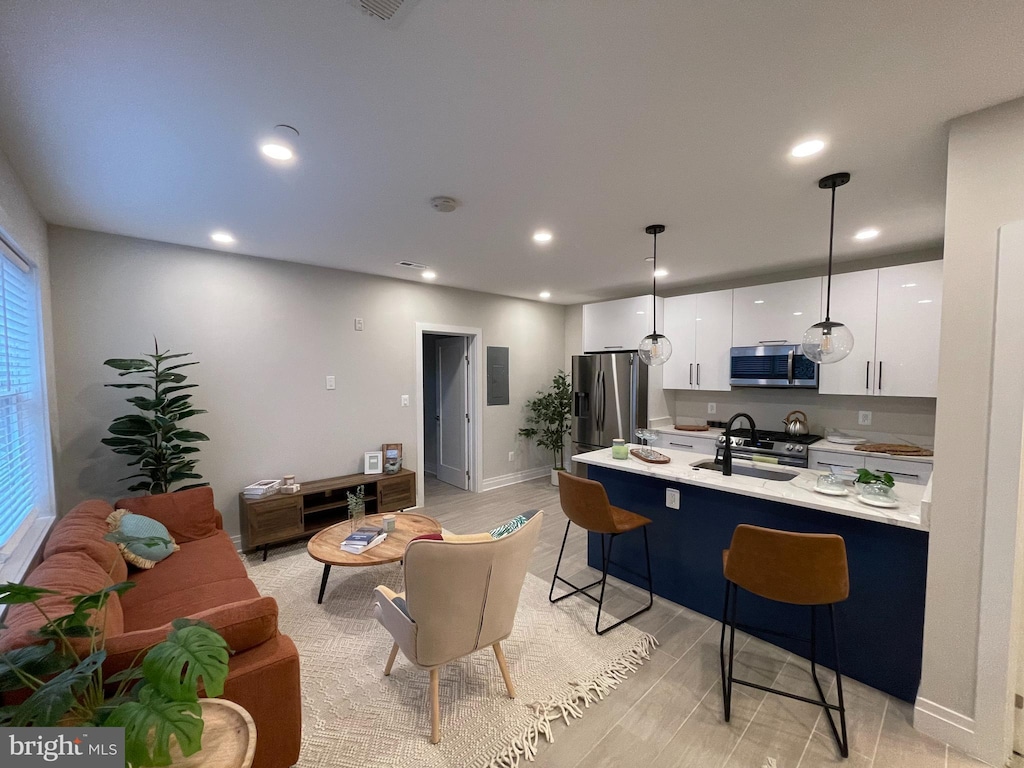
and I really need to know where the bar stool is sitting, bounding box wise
[550,471,654,635]
[720,524,850,758]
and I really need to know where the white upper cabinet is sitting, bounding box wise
[732,277,823,347]
[661,295,697,389]
[694,290,734,390]
[874,261,943,398]
[662,290,733,391]
[817,270,880,395]
[582,295,662,353]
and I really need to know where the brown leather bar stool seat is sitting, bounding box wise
[550,471,654,635]
[720,524,851,758]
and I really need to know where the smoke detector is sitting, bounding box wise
[430,196,459,213]
[348,0,423,28]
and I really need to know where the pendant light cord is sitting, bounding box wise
[825,184,835,322]
[652,230,658,334]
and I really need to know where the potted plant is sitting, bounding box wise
[0,561,230,766]
[518,371,572,486]
[102,339,210,494]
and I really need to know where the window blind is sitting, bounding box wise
[0,241,44,547]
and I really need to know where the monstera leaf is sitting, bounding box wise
[142,621,229,701]
[107,684,204,767]
[10,651,106,727]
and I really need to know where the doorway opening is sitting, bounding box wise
[416,324,482,508]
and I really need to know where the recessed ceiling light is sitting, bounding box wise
[918,299,933,304]
[854,228,880,241]
[539,291,551,299]
[422,270,437,281]
[793,311,803,316]
[790,139,826,158]
[210,231,235,244]
[533,230,553,243]
[754,300,765,304]
[260,143,294,161]
[653,268,668,278]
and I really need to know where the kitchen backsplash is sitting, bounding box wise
[668,388,936,441]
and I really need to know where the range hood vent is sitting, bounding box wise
[348,0,422,28]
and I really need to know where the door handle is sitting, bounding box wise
[603,345,623,349]
[689,363,693,386]
[865,361,870,390]
[878,361,883,391]
[597,370,606,431]
[759,339,788,344]
[787,350,794,384]
[670,442,693,449]
[696,363,701,386]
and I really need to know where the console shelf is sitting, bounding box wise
[239,469,415,558]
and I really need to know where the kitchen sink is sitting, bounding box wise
[690,459,798,482]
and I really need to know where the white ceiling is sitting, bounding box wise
[1,1,1023,304]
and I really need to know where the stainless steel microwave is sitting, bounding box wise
[729,344,819,388]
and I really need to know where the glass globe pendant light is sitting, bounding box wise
[638,224,673,366]
[802,172,855,364]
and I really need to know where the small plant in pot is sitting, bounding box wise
[0,535,230,766]
[855,468,897,503]
[518,370,572,486]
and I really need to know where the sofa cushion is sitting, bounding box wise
[122,577,260,632]
[116,486,220,543]
[44,519,128,583]
[106,509,179,569]
[0,551,124,653]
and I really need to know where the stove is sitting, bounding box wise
[714,429,823,467]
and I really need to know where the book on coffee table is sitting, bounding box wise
[340,526,386,554]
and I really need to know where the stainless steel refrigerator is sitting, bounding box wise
[571,352,649,475]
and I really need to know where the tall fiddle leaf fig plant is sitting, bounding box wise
[518,370,572,470]
[102,339,210,494]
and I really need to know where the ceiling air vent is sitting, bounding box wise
[348,0,422,28]
[396,261,430,270]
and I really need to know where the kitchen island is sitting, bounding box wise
[572,445,929,702]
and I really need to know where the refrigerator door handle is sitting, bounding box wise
[597,369,606,431]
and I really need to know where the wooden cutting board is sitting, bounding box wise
[630,448,671,464]
[854,443,934,457]
[674,425,710,431]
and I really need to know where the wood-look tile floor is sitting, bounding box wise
[419,476,993,768]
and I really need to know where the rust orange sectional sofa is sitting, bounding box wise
[0,487,301,768]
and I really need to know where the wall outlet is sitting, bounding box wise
[666,488,680,509]
[401,394,410,407]
[354,317,364,331]
[325,375,336,390]
[707,402,717,415]
[858,410,872,426]
[508,451,515,462]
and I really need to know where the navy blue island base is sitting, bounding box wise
[586,465,928,703]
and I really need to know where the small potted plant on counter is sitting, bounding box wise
[854,468,898,505]
[518,370,572,486]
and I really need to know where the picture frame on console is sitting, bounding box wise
[364,450,383,474]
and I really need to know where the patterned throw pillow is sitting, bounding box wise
[106,509,179,569]
[488,509,540,539]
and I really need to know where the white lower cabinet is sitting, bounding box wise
[863,457,933,486]
[656,431,718,455]
[807,449,866,474]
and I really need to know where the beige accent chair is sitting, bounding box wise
[371,511,543,743]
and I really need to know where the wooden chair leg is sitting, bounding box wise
[492,642,516,698]
[429,668,441,744]
[384,642,399,676]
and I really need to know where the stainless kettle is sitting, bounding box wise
[783,410,810,436]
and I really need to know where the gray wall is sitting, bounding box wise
[919,97,1024,726]
[48,226,565,537]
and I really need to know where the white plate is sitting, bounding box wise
[857,494,899,508]
[826,435,867,445]
[813,485,849,496]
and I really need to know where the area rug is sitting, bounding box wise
[245,542,657,768]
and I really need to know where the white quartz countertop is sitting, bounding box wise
[652,427,935,463]
[573,445,928,532]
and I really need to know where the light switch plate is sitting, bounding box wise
[401,394,410,407]
[354,317,364,331]
[325,375,336,390]
[666,488,680,509]
[508,451,515,462]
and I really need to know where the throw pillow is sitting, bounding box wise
[489,509,540,539]
[106,509,179,569]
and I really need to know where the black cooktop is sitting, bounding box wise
[726,429,823,445]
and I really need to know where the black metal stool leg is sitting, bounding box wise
[594,533,613,634]
[720,580,731,718]
[829,604,849,758]
[725,582,738,720]
[549,519,572,602]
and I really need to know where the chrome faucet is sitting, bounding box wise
[720,413,759,477]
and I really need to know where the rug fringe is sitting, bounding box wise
[482,630,658,768]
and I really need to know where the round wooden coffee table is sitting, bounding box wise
[307,512,441,604]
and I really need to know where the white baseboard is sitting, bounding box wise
[914,696,976,747]
[481,467,551,492]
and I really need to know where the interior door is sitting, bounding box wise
[436,336,469,489]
